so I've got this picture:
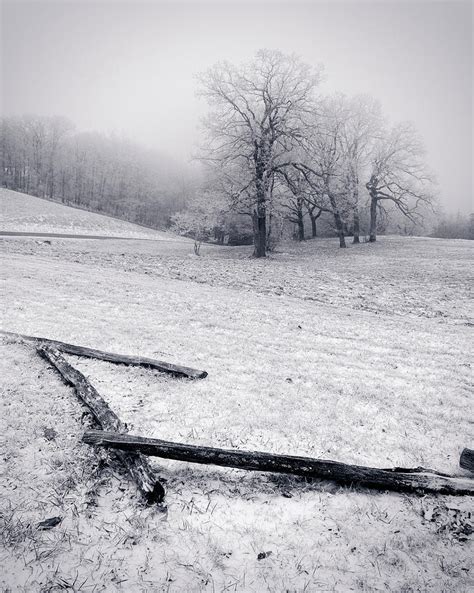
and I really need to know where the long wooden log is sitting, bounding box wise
[38,347,165,504]
[1,330,207,379]
[460,448,474,473]
[82,430,474,496]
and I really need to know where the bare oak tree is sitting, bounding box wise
[292,96,352,248]
[279,168,308,241]
[198,50,322,257]
[366,122,435,242]
[338,95,382,243]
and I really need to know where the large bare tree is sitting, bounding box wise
[366,122,435,242]
[338,95,382,243]
[291,96,352,248]
[198,50,322,257]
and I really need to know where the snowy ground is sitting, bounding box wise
[1,227,473,592]
[0,188,180,240]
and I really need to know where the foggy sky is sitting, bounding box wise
[1,0,472,213]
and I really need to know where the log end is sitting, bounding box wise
[83,430,166,504]
[460,448,474,473]
[146,482,166,505]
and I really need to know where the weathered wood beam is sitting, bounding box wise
[39,347,165,504]
[82,430,474,496]
[1,330,207,379]
[460,448,474,473]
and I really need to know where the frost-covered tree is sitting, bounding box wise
[431,212,473,240]
[279,167,308,241]
[276,166,323,241]
[0,115,73,197]
[365,122,435,242]
[338,95,383,243]
[291,96,353,247]
[198,50,323,257]
[171,191,227,255]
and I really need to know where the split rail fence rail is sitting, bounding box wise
[3,330,474,504]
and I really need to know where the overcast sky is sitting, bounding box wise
[1,0,472,213]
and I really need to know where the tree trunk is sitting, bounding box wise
[254,205,266,258]
[297,207,305,241]
[306,205,322,239]
[83,430,474,496]
[252,209,258,254]
[351,172,360,244]
[48,162,55,200]
[39,348,165,504]
[61,171,67,200]
[333,211,346,248]
[253,161,267,258]
[327,188,346,248]
[369,196,377,242]
[266,208,273,251]
[0,330,207,379]
[353,208,360,244]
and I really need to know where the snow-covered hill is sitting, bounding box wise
[0,188,177,240]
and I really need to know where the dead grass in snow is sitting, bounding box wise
[0,233,473,592]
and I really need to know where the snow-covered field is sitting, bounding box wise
[0,188,179,240]
[1,222,473,591]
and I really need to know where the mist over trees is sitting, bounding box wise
[0,115,194,229]
[1,50,454,249]
[192,50,438,256]
[431,212,474,240]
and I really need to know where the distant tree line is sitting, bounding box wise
[5,53,466,251]
[0,115,193,229]
[181,49,437,256]
[430,212,473,240]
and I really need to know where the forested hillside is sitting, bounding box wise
[0,188,180,239]
[0,116,195,229]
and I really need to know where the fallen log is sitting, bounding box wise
[82,430,474,496]
[460,448,474,473]
[39,347,165,504]
[1,330,207,379]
